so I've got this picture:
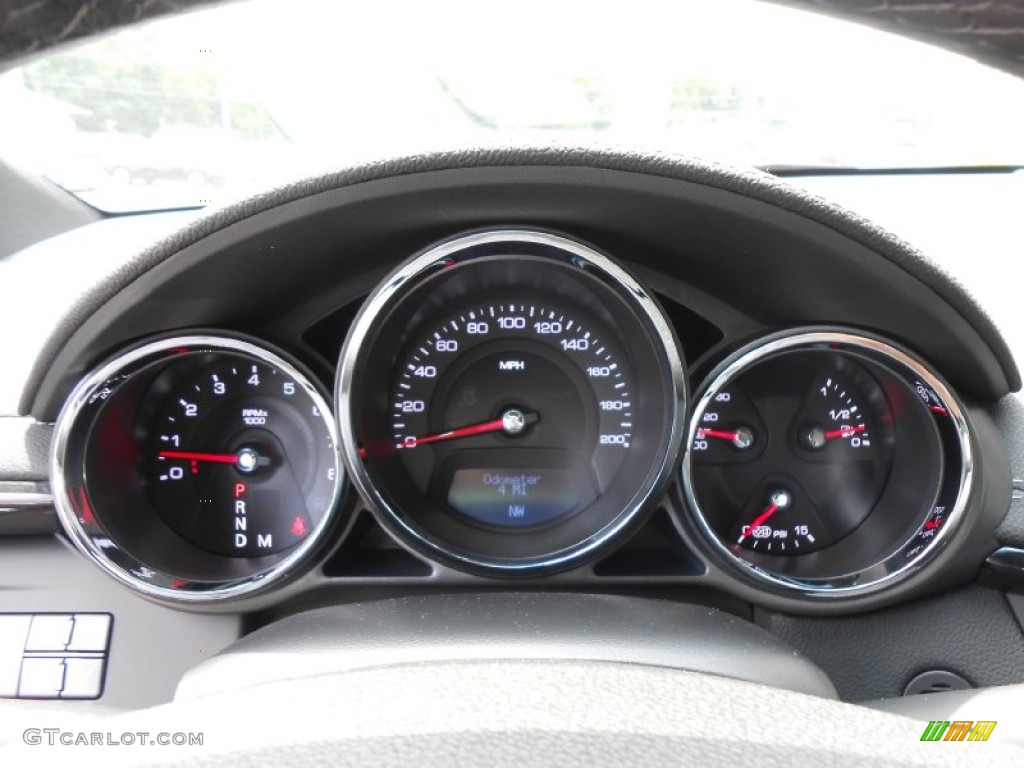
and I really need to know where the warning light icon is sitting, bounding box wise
[291,516,308,537]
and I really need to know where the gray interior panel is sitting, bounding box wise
[994,394,1024,547]
[176,593,837,700]
[756,586,1024,702]
[866,682,1024,748]
[0,537,240,709]
[0,418,51,480]
[4,659,1021,765]
[0,158,100,257]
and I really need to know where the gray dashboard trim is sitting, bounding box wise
[994,393,1024,547]
[756,586,1024,701]
[0,480,56,535]
[0,418,58,534]
[0,417,51,480]
[175,592,838,701]
[20,147,1020,417]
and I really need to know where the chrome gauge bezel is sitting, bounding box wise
[50,334,345,603]
[337,230,687,576]
[681,330,974,597]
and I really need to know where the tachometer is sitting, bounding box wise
[51,335,344,603]
[338,231,685,575]
[144,357,336,557]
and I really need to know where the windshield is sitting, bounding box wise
[1,0,1023,212]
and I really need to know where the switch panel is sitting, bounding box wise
[1,613,112,699]
[24,614,74,651]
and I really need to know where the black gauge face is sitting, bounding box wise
[691,354,895,554]
[144,356,338,557]
[340,231,686,575]
[391,301,631,529]
[52,336,344,602]
[682,331,971,595]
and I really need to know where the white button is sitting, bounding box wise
[24,615,73,651]
[60,657,105,699]
[18,657,65,698]
[0,615,32,697]
[68,614,111,652]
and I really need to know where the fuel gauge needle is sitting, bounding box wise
[823,424,866,440]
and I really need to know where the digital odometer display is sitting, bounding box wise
[391,301,632,530]
[447,468,580,527]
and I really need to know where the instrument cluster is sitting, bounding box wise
[49,229,980,609]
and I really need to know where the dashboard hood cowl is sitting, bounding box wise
[21,145,1021,418]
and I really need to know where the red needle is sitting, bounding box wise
[823,424,866,440]
[698,428,739,441]
[159,450,240,464]
[737,503,779,544]
[400,418,508,449]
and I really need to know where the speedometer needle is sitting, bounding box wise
[399,409,539,449]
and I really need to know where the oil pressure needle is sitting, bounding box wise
[737,490,790,544]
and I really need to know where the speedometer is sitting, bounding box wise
[338,231,685,575]
[391,301,632,529]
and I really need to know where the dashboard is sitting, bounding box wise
[3,148,1024,719]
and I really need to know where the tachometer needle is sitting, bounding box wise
[823,424,866,440]
[158,450,240,464]
[399,409,539,449]
[158,449,270,472]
